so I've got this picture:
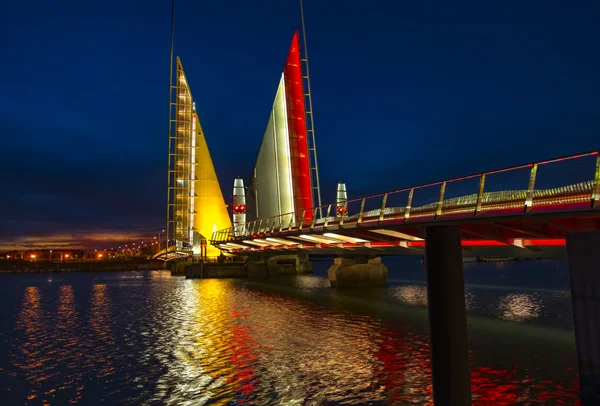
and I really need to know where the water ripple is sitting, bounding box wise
[0,272,581,405]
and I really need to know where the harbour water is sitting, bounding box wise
[0,259,580,405]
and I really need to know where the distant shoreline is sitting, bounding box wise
[0,261,157,274]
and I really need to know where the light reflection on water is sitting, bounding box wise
[392,285,476,312]
[499,293,542,322]
[1,271,581,405]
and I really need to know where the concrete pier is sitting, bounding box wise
[327,257,388,288]
[182,255,313,279]
[260,255,313,277]
[184,262,247,279]
[566,231,600,405]
[424,225,471,405]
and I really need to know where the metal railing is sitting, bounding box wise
[211,151,600,245]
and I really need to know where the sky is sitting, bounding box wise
[0,0,599,250]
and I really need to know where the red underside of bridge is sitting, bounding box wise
[217,207,600,257]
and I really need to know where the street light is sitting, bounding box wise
[158,229,165,253]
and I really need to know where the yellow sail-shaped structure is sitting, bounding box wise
[168,57,231,258]
[191,103,232,257]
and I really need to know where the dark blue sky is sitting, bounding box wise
[1,0,598,249]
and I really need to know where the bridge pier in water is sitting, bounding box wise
[424,225,471,405]
[327,256,388,288]
[566,231,600,405]
[247,255,313,278]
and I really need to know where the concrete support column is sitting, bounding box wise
[566,231,600,405]
[327,257,355,288]
[424,225,471,405]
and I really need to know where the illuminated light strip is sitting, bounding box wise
[403,239,566,248]
[243,240,269,247]
[266,237,299,245]
[295,234,338,244]
[254,238,281,246]
[368,229,424,241]
[536,151,598,166]
[323,233,369,243]
[190,114,197,248]
[461,240,508,247]
[523,239,566,246]
[512,238,525,248]
[224,243,249,249]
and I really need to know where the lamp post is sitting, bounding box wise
[158,229,165,253]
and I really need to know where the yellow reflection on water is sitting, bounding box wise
[56,285,84,404]
[14,287,47,402]
[151,279,434,404]
[153,279,238,404]
[89,285,115,381]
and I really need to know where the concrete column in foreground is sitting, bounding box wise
[567,231,600,405]
[424,225,471,405]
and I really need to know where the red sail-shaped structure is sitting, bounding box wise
[284,30,313,222]
[247,31,315,226]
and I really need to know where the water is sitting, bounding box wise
[0,260,580,405]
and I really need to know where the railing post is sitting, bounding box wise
[592,155,600,208]
[378,193,388,224]
[270,217,277,234]
[258,219,264,233]
[279,214,284,232]
[339,201,348,227]
[435,181,446,219]
[404,188,414,221]
[288,214,294,231]
[310,208,317,230]
[475,174,486,216]
[357,198,366,226]
[525,164,538,213]
[324,205,332,228]
[298,210,306,231]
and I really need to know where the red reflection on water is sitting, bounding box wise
[229,306,260,402]
[369,327,580,405]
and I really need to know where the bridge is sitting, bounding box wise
[163,18,600,405]
[211,151,600,259]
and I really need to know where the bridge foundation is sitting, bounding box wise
[247,255,312,278]
[566,231,600,406]
[424,225,471,405]
[327,257,388,288]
